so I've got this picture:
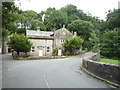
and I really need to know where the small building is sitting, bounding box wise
[26,30,54,56]
[54,27,73,49]
[26,27,73,56]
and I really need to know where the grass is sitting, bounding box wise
[16,58,28,60]
[99,58,120,65]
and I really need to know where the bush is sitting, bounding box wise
[62,36,84,55]
[53,48,58,56]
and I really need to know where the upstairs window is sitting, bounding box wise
[32,46,35,52]
[47,47,50,52]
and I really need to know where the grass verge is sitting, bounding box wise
[16,58,28,60]
[99,58,120,65]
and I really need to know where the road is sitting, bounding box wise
[2,52,117,89]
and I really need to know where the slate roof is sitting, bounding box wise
[26,30,54,37]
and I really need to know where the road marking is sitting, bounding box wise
[44,74,50,89]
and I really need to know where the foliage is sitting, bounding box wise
[2,28,9,39]
[68,20,94,50]
[100,28,120,59]
[9,33,32,55]
[2,2,19,33]
[106,9,120,29]
[68,20,94,39]
[89,30,100,53]
[43,8,68,31]
[30,19,46,30]
[53,48,58,56]
[60,4,80,24]
[62,36,84,54]
[1,28,9,53]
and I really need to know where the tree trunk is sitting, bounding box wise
[2,38,5,54]
[17,51,19,57]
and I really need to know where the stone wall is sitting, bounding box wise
[82,54,120,85]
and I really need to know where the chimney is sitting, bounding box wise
[37,27,40,31]
[74,32,77,36]
[63,25,65,28]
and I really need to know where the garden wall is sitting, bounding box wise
[82,54,120,85]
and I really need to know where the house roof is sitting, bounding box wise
[26,30,54,37]
[55,27,73,35]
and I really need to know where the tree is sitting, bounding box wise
[43,8,68,31]
[9,33,32,56]
[2,2,20,33]
[62,36,84,54]
[106,9,120,29]
[100,28,120,59]
[30,19,46,30]
[2,28,9,54]
[68,20,94,50]
[68,20,94,39]
[16,10,38,29]
[89,30,100,53]
[60,4,80,24]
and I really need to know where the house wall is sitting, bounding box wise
[29,39,53,56]
[54,28,73,49]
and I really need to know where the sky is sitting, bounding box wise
[15,0,120,20]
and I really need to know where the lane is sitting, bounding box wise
[2,52,114,88]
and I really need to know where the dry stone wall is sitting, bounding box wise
[82,53,120,85]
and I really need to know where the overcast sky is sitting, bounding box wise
[15,0,119,20]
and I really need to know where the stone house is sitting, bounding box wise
[26,27,73,56]
[26,30,54,56]
[54,27,73,49]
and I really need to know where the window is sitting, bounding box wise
[61,39,64,43]
[32,46,35,52]
[47,50,49,52]
[47,47,50,52]
[32,50,34,52]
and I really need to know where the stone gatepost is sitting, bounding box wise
[58,49,62,56]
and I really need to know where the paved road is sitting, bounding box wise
[2,52,117,88]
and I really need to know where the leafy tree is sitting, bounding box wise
[89,30,100,53]
[100,28,120,59]
[43,8,68,31]
[68,20,94,50]
[60,4,86,24]
[62,36,84,54]
[106,9,120,29]
[68,20,94,39]
[9,33,32,55]
[2,28,9,54]
[2,2,20,33]
[30,19,46,30]
[16,10,38,29]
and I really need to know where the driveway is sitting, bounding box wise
[2,52,117,89]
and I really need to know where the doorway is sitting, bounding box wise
[39,49,43,56]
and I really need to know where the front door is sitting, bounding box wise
[39,49,43,56]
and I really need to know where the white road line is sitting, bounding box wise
[44,74,50,89]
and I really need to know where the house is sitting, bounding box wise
[26,27,73,56]
[26,30,54,56]
[54,27,73,49]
